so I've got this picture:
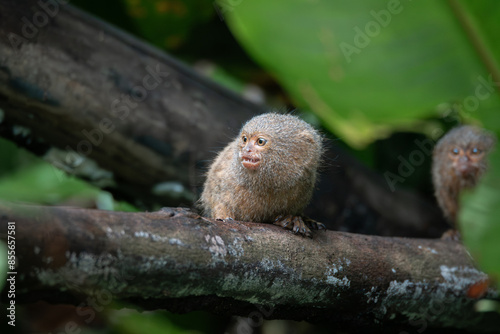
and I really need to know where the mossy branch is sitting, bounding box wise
[0,202,499,332]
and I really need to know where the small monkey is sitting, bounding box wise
[200,113,324,237]
[432,125,496,227]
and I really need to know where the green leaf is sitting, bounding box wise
[0,163,98,204]
[224,0,500,146]
[461,147,500,290]
[0,150,139,211]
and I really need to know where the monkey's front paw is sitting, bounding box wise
[274,215,312,238]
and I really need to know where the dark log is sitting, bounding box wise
[0,0,447,237]
[0,0,265,208]
[0,202,498,332]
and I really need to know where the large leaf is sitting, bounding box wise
[460,139,500,293]
[457,2,500,292]
[460,148,500,290]
[224,0,500,146]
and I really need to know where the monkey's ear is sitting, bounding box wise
[298,130,316,144]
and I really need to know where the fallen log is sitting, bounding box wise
[1,202,498,332]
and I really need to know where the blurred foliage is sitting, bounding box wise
[0,138,137,211]
[108,308,228,334]
[461,148,500,291]
[225,0,500,147]
[109,309,200,334]
[71,0,140,36]
[122,0,213,50]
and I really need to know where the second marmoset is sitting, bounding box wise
[432,125,496,226]
[200,112,324,237]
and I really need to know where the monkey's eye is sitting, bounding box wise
[470,147,482,155]
[256,138,267,146]
[451,148,460,155]
[242,136,248,143]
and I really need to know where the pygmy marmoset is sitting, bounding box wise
[432,125,496,226]
[200,113,324,237]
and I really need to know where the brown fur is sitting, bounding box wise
[200,113,323,228]
[432,125,496,225]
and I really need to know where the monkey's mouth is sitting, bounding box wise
[455,162,478,177]
[241,157,261,170]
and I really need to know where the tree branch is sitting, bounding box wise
[1,202,498,332]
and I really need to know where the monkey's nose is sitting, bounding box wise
[457,163,475,176]
[244,143,255,153]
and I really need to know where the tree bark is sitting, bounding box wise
[0,202,498,332]
[0,0,448,238]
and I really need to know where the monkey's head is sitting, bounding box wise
[434,125,496,188]
[235,113,323,188]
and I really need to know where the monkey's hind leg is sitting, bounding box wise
[274,215,325,238]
